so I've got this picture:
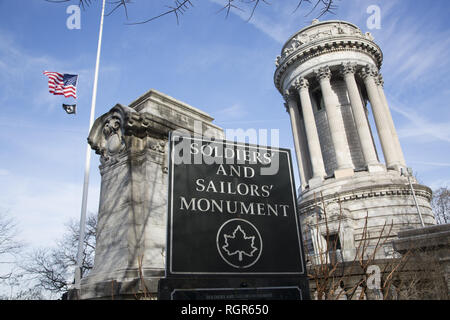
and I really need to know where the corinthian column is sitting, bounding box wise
[315,66,354,179]
[340,62,383,172]
[360,64,399,169]
[284,91,309,191]
[294,77,326,185]
[377,74,406,167]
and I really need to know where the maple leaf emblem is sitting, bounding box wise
[222,225,258,262]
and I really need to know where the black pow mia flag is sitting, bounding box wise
[62,104,76,114]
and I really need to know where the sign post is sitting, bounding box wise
[158,133,310,300]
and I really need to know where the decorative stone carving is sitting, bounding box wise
[365,32,374,41]
[283,89,297,103]
[275,55,281,67]
[87,104,133,165]
[102,114,126,161]
[340,62,357,76]
[310,29,332,42]
[303,206,324,225]
[294,77,310,90]
[336,25,346,35]
[377,73,384,87]
[315,66,332,81]
[359,64,379,80]
[326,201,341,216]
[150,139,166,153]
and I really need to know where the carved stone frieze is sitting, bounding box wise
[275,21,379,69]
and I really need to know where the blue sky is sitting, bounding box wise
[0,0,449,259]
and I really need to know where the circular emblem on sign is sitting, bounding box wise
[216,218,263,269]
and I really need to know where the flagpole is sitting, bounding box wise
[74,0,106,291]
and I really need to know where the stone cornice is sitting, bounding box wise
[298,183,433,215]
[274,37,383,93]
[129,88,215,123]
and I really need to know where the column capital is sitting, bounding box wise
[359,64,379,80]
[340,62,357,76]
[377,73,384,87]
[294,77,310,90]
[283,89,297,103]
[315,66,332,81]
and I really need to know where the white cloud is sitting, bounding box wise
[216,103,247,119]
[409,161,450,168]
[375,8,450,86]
[428,178,450,191]
[390,101,450,143]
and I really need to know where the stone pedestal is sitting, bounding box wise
[77,89,223,299]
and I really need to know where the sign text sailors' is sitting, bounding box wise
[177,140,290,218]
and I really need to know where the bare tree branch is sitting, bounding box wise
[431,187,450,224]
[0,213,23,281]
[45,0,339,24]
[22,214,97,295]
[303,193,413,300]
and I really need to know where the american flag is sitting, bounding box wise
[43,71,78,99]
